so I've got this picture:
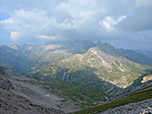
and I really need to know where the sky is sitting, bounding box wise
[0,0,152,50]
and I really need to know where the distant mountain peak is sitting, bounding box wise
[0,44,9,48]
[96,42,119,56]
[11,44,20,50]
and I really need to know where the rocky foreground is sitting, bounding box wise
[98,98,152,114]
[1,66,152,114]
[0,74,65,114]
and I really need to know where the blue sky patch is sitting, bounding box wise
[0,13,10,21]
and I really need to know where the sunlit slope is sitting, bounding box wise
[39,47,152,95]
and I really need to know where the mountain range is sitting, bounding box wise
[0,40,152,113]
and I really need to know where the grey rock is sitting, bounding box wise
[98,99,152,114]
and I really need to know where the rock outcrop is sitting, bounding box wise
[98,99,152,114]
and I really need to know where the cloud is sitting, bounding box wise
[0,0,152,49]
[0,18,14,25]
[0,9,54,42]
[135,0,152,8]
[118,6,152,31]
[10,31,20,40]
[39,35,56,40]
[100,16,126,32]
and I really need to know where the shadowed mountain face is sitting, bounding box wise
[0,45,32,73]
[135,49,152,59]
[118,49,152,66]
[96,43,152,66]
[0,41,152,97]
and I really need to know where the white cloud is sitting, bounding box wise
[0,0,152,49]
[100,16,126,31]
[0,18,21,33]
[10,31,20,40]
[0,9,53,42]
[39,35,56,40]
[56,0,106,31]
[0,18,14,24]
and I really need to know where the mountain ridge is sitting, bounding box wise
[0,41,152,114]
[0,41,152,96]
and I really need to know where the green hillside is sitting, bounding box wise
[69,87,152,114]
[39,47,151,95]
